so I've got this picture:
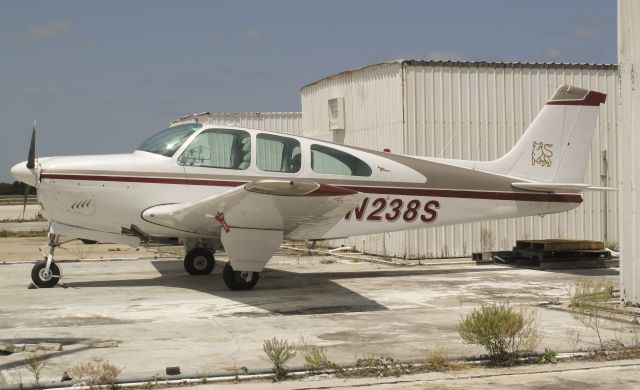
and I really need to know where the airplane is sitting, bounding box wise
[11,84,609,290]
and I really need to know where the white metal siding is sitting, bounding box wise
[171,112,303,135]
[301,63,407,255]
[301,61,618,259]
[301,63,404,151]
[618,0,640,305]
[403,62,618,258]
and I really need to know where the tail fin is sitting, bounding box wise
[481,85,606,183]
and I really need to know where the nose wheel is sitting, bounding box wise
[31,260,61,288]
[222,262,259,290]
[30,233,62,288]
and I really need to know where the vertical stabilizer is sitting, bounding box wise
[480,85,606,183]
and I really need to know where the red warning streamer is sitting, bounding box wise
[214,211,230,233]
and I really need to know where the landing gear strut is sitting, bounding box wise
[184,248,215,275]
[31,233,61,288]
[222,262,259,290]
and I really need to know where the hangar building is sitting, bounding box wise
[174,60,618,259]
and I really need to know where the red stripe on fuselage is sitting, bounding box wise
[40,173,582,203]
[41,173,246,188]
[341,185,582,203]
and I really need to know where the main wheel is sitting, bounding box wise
[184,248,215,275]
[222,262,259,290]
[31,260,60,288]
[80,239,98,245]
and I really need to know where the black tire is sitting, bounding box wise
[80,239,98,245]
[31,260,60,288]
[184,248,215,275]
[222,262,259,290]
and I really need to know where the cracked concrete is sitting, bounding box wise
[0,241,637,388]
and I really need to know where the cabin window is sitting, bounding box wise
[310,144,372,176]
[137,123,202,157]
[178,129,251,169]
[256,133,301,173]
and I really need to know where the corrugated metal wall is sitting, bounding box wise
[618,0,640,305]
[301,61,618,258]
[170,112,303,135]
[301,62,405,151]
[403,61,618,258]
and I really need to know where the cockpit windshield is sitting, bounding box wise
[137,123,202,157]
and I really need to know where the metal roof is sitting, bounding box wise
[301,59,618,91]
[170,111,301,126]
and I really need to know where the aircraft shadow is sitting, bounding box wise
[63,260,389,316]
[62,260,508,316]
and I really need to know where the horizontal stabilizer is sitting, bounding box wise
[511,182,617,193]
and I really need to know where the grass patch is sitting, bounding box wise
[424,349,466,372]
[0,229,49,238]
[0,212,47,223]
[319,258,336,265]
[604,241,619,251]
[0,195,38,206]
[303,345,338,372]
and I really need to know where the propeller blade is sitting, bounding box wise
[27,120,36,169]
[22,183,30,221]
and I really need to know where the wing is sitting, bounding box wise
[142,179,363,240]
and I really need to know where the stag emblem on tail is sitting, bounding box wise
[531,141,553,167]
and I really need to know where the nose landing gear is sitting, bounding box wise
[31,233,62,288]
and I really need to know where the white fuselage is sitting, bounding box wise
[32,126,581,245]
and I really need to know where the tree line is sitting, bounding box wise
[0,181,36,195]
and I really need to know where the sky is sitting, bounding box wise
[0,0,616,182]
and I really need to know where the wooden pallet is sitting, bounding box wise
[515,239,605,251]
[474,243,614,270]
[540,258,619,270]
[514,248,611,261]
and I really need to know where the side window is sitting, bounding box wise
[178,129,251,169]
[256,133,301,173]
[311,144,372,176]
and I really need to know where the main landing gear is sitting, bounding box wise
[222,262,259,290]
[31,233,62,288]
[183,247,215,275]
[183,247,259,290]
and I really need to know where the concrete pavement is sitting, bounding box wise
[0,237,172,262]
[0,205,41,221]
[0,221,48,232]
[0,246,637,388]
